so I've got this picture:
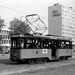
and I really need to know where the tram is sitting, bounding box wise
[10,34,72,63]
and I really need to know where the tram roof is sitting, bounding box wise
[45,34,71,41]
[57,37,71,41]
[11,34,71,41]
[10,34,58,39]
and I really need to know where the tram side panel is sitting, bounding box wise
[57,40,72,59]
[20,49,52,60]
[56,49,72,58]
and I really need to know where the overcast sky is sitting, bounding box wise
[0,0,75,33]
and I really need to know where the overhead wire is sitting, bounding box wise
[0,0,74,19]
[0,5,29,14]
[0,4,48,24]
[0,0,74,34]
[0,0,74,24]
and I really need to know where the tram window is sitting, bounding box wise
[12,39,16,48]
[48,40,51,48]
[49,41,51,45]
[20,39,24,48]
[35,41,41,48]
[33,39,41,49]
[58,41,70,49]
[27,39,32,43]
[12,38,20,48]
[61,41,65,48]
[59,41,61,48]
[58,41,65,48]
[26,38,33,48]
[41,39,50,48]
[16,39,20,48]
[65,41,70,48]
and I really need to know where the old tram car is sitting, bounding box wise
[10,34,72,63]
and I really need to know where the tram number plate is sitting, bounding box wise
[42,49,48,54]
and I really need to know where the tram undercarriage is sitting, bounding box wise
[10,54,72,64]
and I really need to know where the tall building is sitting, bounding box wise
[0,28,10,52]
[48,3,75,46]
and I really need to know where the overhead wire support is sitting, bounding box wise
[25,14,47,35]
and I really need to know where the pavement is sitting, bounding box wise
[0,54,10,60]
[72,55,75,58]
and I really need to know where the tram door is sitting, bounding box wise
[51,41,57,60]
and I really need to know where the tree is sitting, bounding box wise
[0,17,5,29]
[9,18,31,35]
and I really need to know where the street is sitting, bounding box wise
[0,54,75,75]
[11,63,75,75]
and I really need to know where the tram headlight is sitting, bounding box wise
[14,53,17,56]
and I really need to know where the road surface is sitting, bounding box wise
[0,54,75,75]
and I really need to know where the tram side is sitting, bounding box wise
[47,35,72,60]
[10,35,72,63]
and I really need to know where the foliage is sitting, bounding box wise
[9,18,31,35]
[0,17,5,29]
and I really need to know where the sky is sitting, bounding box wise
[0,0,75,33]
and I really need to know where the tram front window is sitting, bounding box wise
[20,39,24,48]
[11,39,17,48]
[11,38,20,48]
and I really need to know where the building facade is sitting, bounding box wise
[0,28,10,52]
[48,3,75,47]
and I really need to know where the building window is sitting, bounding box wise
[8,35,10,39]
[7,31,8,34]
[2,30,3,34]
[6,35,8,39]
[1,40,3,44]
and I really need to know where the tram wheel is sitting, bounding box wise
[43,58,47,63]
[17,60,22,64]
[65,57,68,60]
[35,59,40,64]
[58,57,62,61]
[29,59,35,64]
